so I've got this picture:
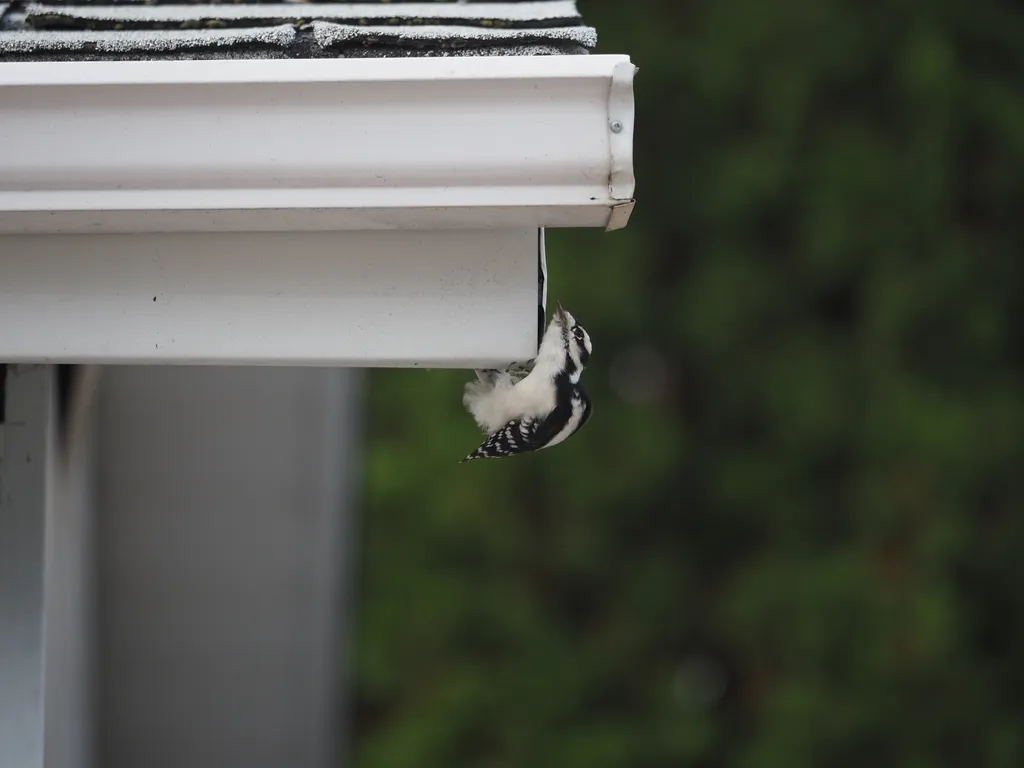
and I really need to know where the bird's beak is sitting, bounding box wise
[555,300,567,323]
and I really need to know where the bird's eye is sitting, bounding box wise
[573,327,585,341]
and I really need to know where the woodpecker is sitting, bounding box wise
[461,302,592,461]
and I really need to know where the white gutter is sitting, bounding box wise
[0,55,636,234]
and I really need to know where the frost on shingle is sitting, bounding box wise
[0,25,295,59]
[335,42,589,58]
[1,0,597,61]
[24,1,583,30]
[312,21,595,53]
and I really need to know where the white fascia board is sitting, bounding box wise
[0,229,542,367]
[0,55,636,235]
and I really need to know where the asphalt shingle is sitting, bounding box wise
[0,0,596,60]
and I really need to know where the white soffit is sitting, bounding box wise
[0,229,541,367]
[0,55,636,234]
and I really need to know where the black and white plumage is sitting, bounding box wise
[461,302,593,462]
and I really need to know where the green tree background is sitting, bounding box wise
[352,1,1024,765]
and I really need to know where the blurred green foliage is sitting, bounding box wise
[352,1,1024,766]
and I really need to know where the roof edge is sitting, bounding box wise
[0,54,636,234]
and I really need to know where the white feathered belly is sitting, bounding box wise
[463,373,556,433]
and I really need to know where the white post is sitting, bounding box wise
[0,364,56,768]
[94,366,361,768]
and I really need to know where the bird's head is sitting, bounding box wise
[553,300,592,376]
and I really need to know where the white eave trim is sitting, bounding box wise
[0,229,545,367]
[0,55,636,234]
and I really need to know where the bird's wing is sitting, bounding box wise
[461,418,537,461]
[460,403,569,462]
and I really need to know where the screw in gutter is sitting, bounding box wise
[609,120,623,133]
